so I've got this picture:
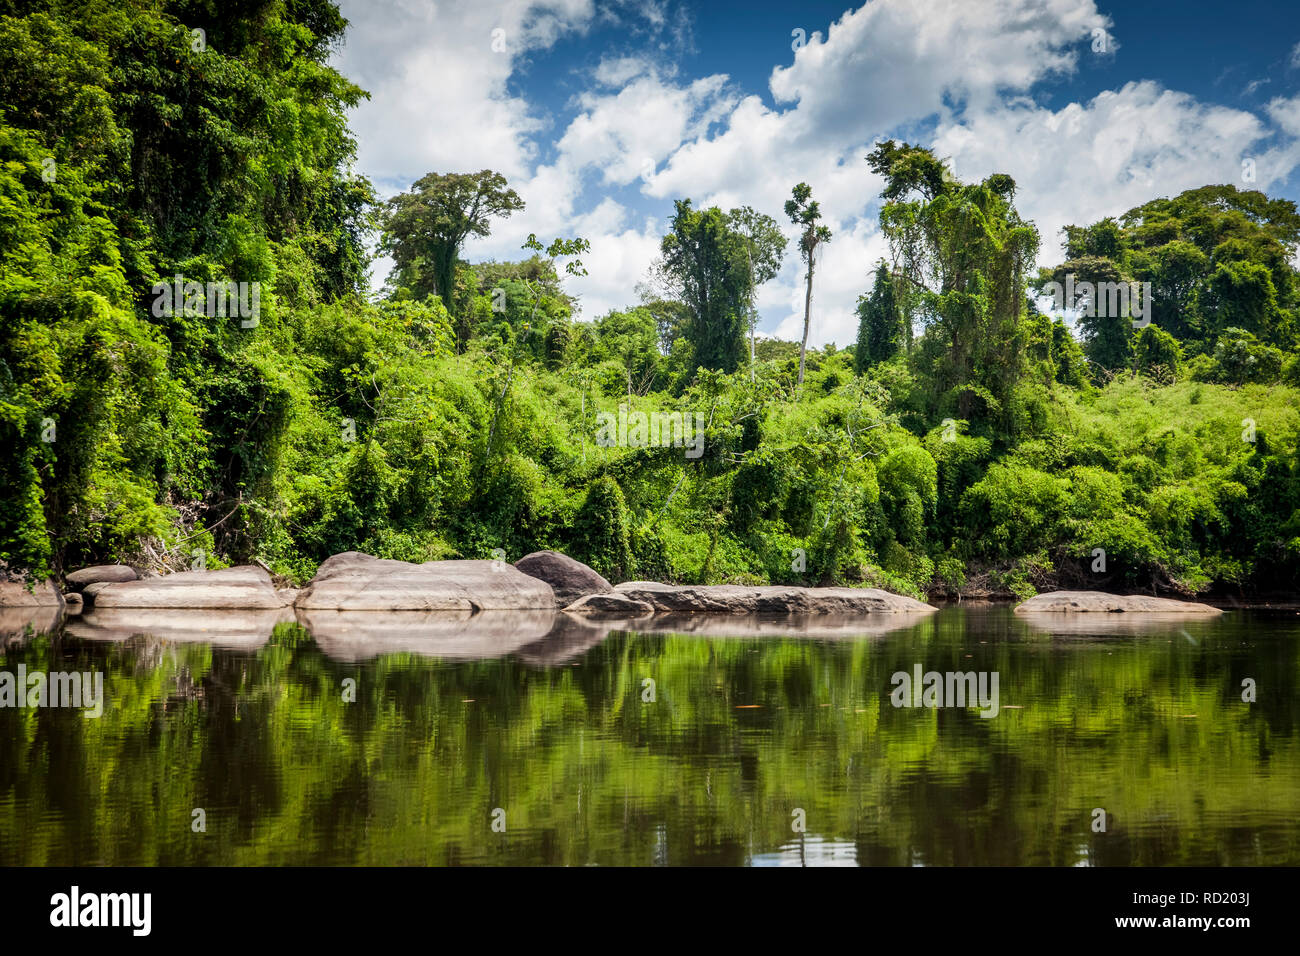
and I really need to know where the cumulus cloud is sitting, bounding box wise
[769,0,1108,142]
[334,0,597,191]
[557,71,736,185]
[932,82,1292,263]
[339,0,1300,342]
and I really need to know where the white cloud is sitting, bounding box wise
[339,0,1300,345]
[557,71,736,185]
[594,55,651,86]
[933,83,1299,264]
[334,0,597,191]
[769,0,1108,142]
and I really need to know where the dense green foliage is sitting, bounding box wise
[855,261,904,373]
[1,2,1297,599]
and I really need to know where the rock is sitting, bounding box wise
[296,552,556,611]
[631,612,931,639]
[86,565,283,609]
[562,592,654,617]
[63,592,84,614]
[64,564,139,592]
[514,551,612,606]
[276,587,300,606]
[295,608,557,661]
[612,581,936,615]
[1014,591,1222,615]
[0,577,63,607]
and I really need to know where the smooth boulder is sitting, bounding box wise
[87,565,283,609]
[514,551,612,606]
[296,552,556,611]
[65,564,139,592]
[613,581,935,615]
[1014,590,1222,615]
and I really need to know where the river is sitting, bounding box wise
[1,605,1296,865]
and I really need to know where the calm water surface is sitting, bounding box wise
[1,605,1296,866]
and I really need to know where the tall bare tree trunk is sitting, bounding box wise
[798,251,815,385]
[745,240,756,382]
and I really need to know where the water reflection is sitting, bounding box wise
[0,605,1295,866]
[751,836,859,867]
[66,607,293,649]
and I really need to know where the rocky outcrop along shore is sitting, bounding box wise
[1014,590,1222,615]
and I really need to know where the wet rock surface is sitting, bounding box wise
[1014,590,1222,615]
[613,581,936,615]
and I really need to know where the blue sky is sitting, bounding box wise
[335,0,1300,345]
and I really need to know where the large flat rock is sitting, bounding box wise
[515,550,612,606]
[0,578,63,607]
[1014,590,1222,615]
[86,565,283,609]
[612,581,935,615]
[295,552,556,611]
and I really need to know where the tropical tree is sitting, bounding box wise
[725,206,787,380]
[867,141,1038,434]
[785,183,832,385]
[658,200,750,374]
[380,170,524,337]
[855,262,904,374]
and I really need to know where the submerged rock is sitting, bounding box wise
[65,564,139,592]
[514,550,612,605]
[630,612,931,639]
[66,606,291,648]
[514,616,620,668]
[85,565,283,609]
[562,592,654,617]
[613,581,935,615]
[296,552,556,610]
[1014,591,1222,615]
[0,605,62,642]
[295,608,557,661]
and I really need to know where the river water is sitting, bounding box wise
[1,605,1296,865]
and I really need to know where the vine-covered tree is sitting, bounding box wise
[658,199,750,374]
[855,262,904,374]
[868,140,1038,435]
